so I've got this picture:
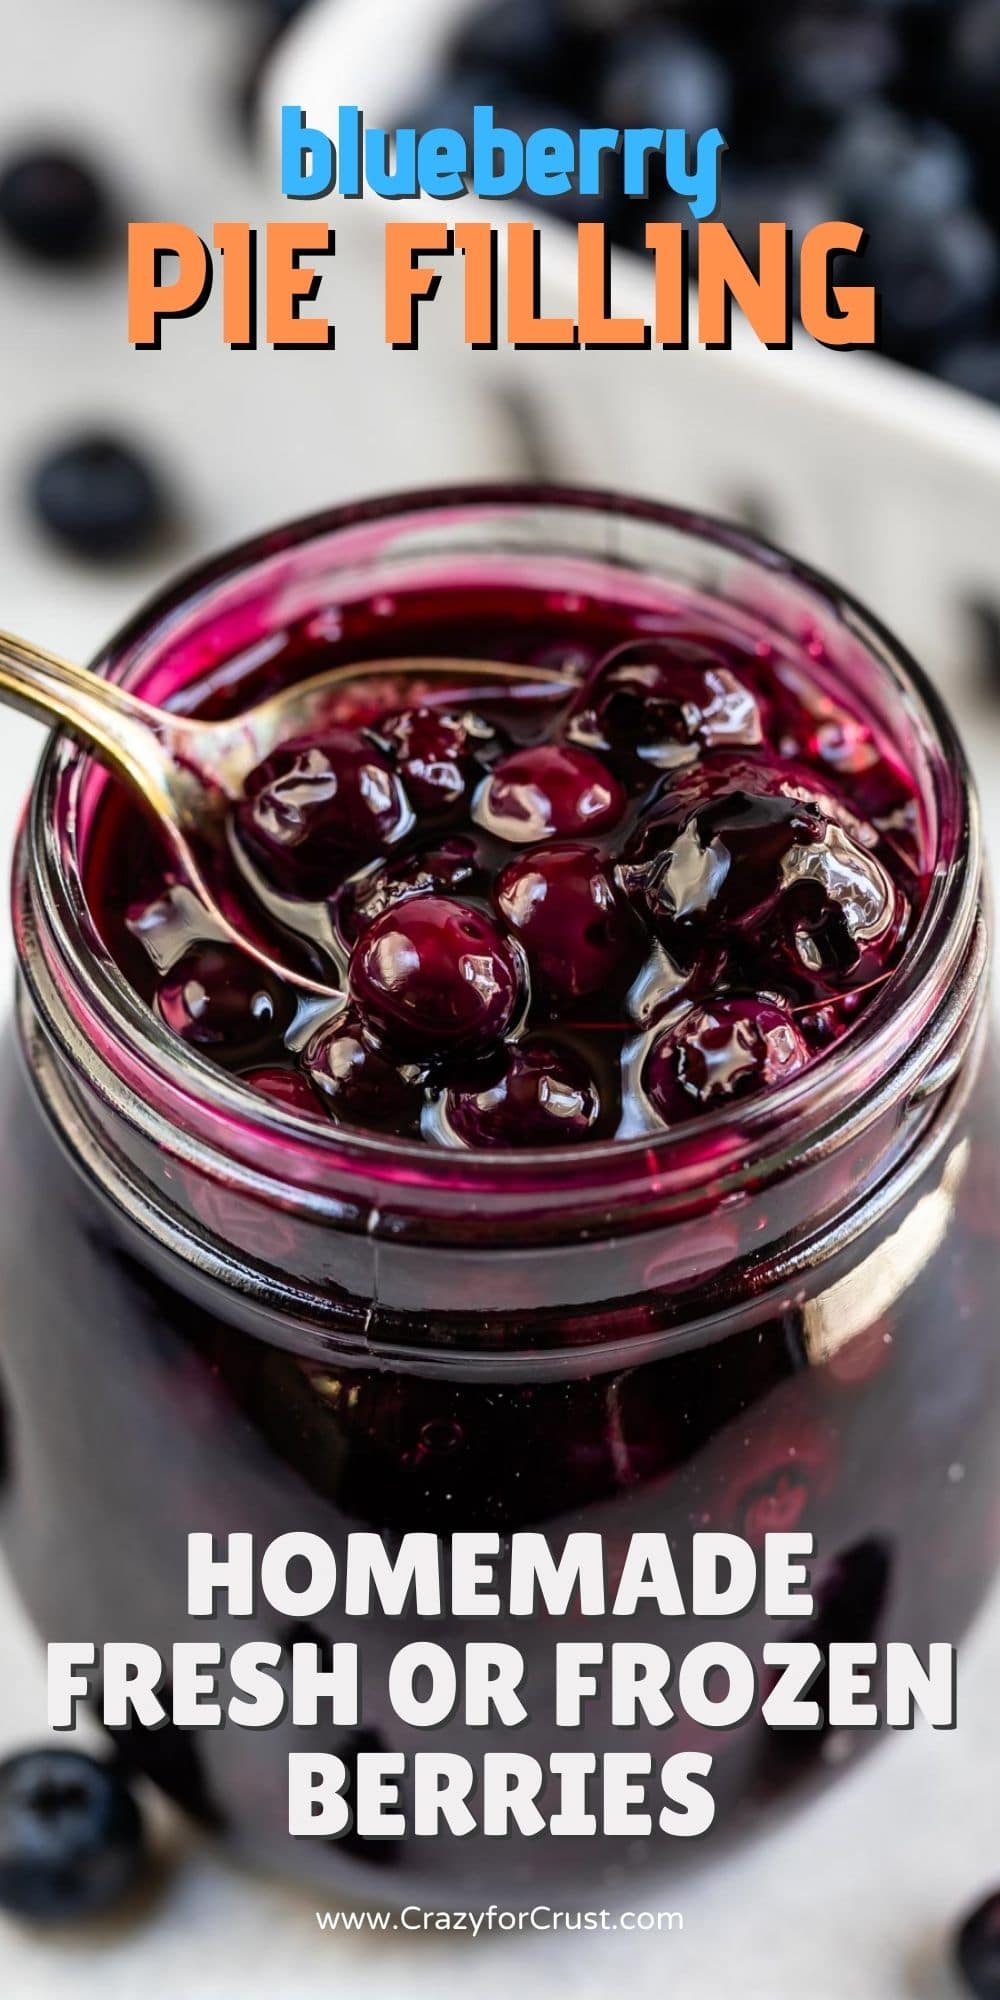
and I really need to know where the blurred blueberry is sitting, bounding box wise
[935,337,1000,402]
[451,0,578,95]
[600,24,732,134]
[948,0,1000,132]
[956,1888,1000,1998]
[824,106,972,226]
[760,7,901,123]
[0,148,108,262]
[30,435,167,560]
[641,161,834,275]
[719,163,836,254]
[712,163,839,309]
[0,1749,145,1923]
[402,67,500,145]
[865,206,999,359]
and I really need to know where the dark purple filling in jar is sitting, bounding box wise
[85,572,929,1151]
[1,489,995,1903]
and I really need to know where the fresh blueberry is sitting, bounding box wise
[474,743,625,842]
[495,841,643,1006]
[864,207,999,361]
[349,896,521,1056]
[302,1012,424,1131]
[442,1038,601,1147]
[0,148,108,261]
[643,996,810,1123]
[761,7,900,123]
[155,944,296,1064]
[947,0,1000,136]
[236,731,411,895]
[451,0,574,93]
[956,1887,1000,1998]
[402,69,499,146]
[600,24,732,136]
[0,1749,145,1923]
[717,163,844,272]
[823,106,972,227]
[30,435,165,559]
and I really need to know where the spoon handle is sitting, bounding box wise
[0,629,188,825]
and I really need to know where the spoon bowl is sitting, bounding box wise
[0,632,574,996]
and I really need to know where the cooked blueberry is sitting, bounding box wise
[474,743,625,842]
[441,1039,601,1147]
[334,837,482,948]
[626,783,825,932]
[643,997,810,1123]
[302,1013,423,1130]
[567,639,762,771]
[745,672,912,835]
[0,148,108,260]
[155,944,295,1062]
[625,780,899,986]
[120,577,922,1149]
[495,841,643,1005]
[236,730,411,894]
[243,1065,324,1115]
[799,709,919,836]
[956,1887,1000,1998]
[30,435,164,559]
[349,897,521,1056]
[378,707,496,816]
[0,1749,144,1922]
[600,24,732,136]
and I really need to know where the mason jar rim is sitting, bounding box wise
[13,483,984,1239]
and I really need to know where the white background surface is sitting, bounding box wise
[1,2,1000,1995]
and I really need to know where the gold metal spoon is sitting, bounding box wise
[0,630,571,996]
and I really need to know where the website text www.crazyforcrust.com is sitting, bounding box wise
[315,1906,685,1936]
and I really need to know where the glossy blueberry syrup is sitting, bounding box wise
[5,526,999,1905]
[86,578,928,1149]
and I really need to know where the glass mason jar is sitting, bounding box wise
[0,488,997,1906]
